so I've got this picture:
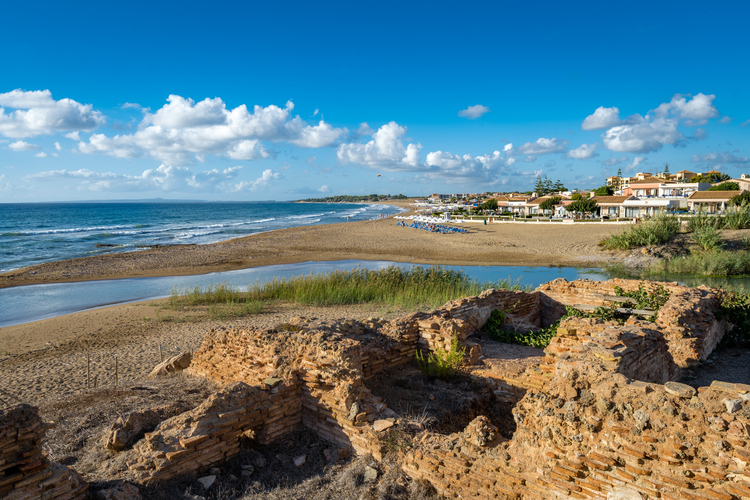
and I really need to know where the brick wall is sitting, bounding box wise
[0,404,88,500]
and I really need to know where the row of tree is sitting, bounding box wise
[533,176,567,195]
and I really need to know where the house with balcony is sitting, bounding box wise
[687,190,745,213]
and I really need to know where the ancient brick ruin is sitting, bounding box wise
[0,404,88,499]
[5,277,750,499]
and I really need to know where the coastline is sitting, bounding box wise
[0,198,625,290]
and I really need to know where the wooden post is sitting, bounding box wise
[86,353,90,390]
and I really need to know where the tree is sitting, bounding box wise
[479,198,498,210]
[566,198,598,213]
[571,193,582,201]
[707,182,740,191]
[553,179,567,192]
[664,162,670,175]
[533,176,545,194]
[730,191,750,206]
[691,172,732,184]
[543,177,553,194]
[539,196,561,211]
[594,185,614,196]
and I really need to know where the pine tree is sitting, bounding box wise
[664,163,670,175]
[553,179,566,192]
[533,176,544,194]
[542,177,553,195]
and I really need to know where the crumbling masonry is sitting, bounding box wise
[4,278,749,499]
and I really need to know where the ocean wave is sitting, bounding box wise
[285,213,326,219]
[6,224,137,236]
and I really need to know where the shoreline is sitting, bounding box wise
[0,198,627,290]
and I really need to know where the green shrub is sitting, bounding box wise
[716,291,750,342]
[415,335,465,379]
[723,204,750,229]
[707,182,740,191]
[600,213,680,250]
[614,283,671,312]
[692,225,723,251]
[686,212,725,232]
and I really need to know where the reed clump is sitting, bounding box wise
[168,266,529,312]
[651,250,750,277]
[600,213,680,250]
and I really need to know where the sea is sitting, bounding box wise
[0,201,404,273]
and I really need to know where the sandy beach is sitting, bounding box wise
[0,200,624,290]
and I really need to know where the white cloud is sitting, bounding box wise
[603,156,628,166]
[35,152,48,158]
[517,137,568,155]
[54,141,61,151]
[601,116,681,154]
[355,122,374,137]
[421,149,516,183]
[741,119,750,128]
[318,185,329,193]
[503,143,513,152]
[26,164,243,192]
[77,95,346,165]
[8,140,40,151]
[458,105,490,119]
[288,120,346,148]
[719,116,732,124]
[693,128,708,141]
[337,121,422,170]
[0,89,104,138]
[590,94,721,154]
[227,140,269,160]
[654,93,718,124]
[121,102,142,110]
[566,143,597,160]
[65,131,80,141]
[233,168,283,191]
[582,106,622,131]
[692,152,750,164]
[313,109,319,117]
[627,156,646,170]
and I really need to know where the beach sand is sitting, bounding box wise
[0,299,416,406]
[0,200,624,289]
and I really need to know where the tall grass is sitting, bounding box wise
[168,266,530,311]
[600,213,680,250]
[692,225,723,251]
[650,250,750,277]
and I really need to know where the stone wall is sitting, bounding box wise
[538,278,727,368]
[21,277,735,497]
[403,358,750,500]
[0,404,88,500]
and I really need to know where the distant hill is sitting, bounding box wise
[297,194,409,203]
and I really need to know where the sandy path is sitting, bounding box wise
[0,205,623,289]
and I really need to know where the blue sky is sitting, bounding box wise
[1,0,749,201]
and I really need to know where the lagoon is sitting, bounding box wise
[0,261,611,327]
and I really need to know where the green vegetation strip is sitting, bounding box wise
[168,266,529,312]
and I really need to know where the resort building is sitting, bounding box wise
[687,190,745,213]
[590,195,634,218]
[620,197,681,217]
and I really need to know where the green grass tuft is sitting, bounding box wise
[600,213,680,250]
